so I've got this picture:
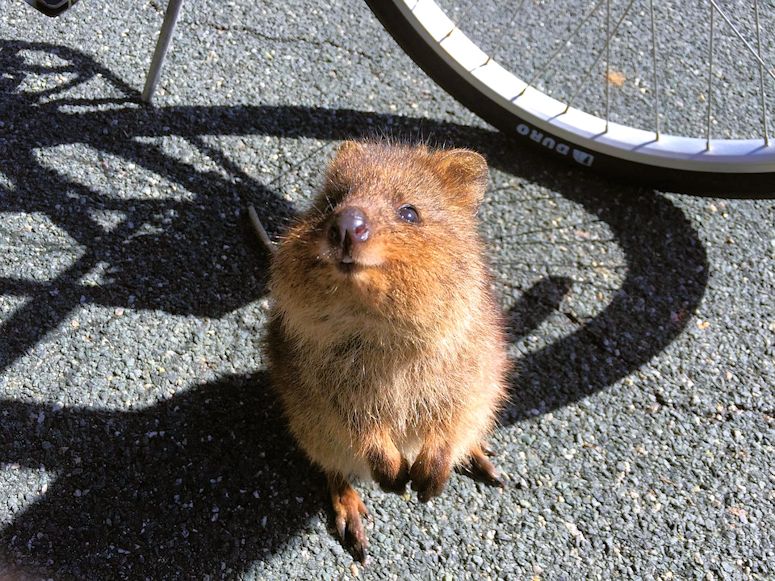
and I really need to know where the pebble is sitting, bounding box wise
[0,1,771,580]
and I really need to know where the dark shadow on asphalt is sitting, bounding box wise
[0,41,708,576]
[0,373,321,579]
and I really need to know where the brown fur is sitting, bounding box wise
[265,141,509,561]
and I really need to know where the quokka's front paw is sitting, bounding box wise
[372,456,410,493]
[410,447,451,502]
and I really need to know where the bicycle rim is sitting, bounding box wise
[366,0,775,196]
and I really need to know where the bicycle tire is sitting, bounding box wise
[365,0,775,196]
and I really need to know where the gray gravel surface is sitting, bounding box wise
[1,0,773,579]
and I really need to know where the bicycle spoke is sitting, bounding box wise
[708,0,775,84]
[496,261,627,269]
[488,238,617,247]
[517,0,606,98]
[649,0,661,139]
[564,0,638,114]
[496,275,623,292]
[372,0,775,190]
[264,141,334,188]
[452,0,473,38]
[706,2,714,150]
[489,0,529,66]
[507,218,606,238]
[753,0,769,145]
[605,0,610,132]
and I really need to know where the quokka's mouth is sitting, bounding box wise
[320,239,382,274]
[336,260,363,275]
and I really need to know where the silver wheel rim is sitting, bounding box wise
[401,0,775,174]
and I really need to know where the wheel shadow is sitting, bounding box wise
[0,40,708,576]
[496,167,709,420]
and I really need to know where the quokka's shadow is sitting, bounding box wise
[0,39,708,575]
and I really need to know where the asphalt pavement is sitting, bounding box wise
[1,0,773,579]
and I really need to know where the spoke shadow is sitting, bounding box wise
[0,40,708,575]
[493,167,709,420]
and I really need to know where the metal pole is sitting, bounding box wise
[141,0,184,103]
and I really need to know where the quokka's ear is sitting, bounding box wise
[431,148,489,213]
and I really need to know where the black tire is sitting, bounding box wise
[365,0,775,197]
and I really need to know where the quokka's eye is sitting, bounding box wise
[397,204,420,224]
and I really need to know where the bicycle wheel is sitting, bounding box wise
[365,0,775,196]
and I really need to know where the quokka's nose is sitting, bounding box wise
[328,207,370,252]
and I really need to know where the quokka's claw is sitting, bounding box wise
[466,445,505,488]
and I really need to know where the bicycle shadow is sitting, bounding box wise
[494,164,709,420]
[0,372,320,579]
[0,40,708,576]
